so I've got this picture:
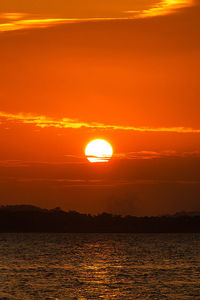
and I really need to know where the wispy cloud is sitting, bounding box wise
[0,14,128,33]
[0,17,79,32]
[115,150,200,160]
[0,1,195,33]
[2,176,200,188]
[0,13,28,20]
[1,111,200,134]
[125,0,194,18]
[0,159,87,167]
[0,150,199,169]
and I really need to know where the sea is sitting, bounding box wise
[0,233,199,299]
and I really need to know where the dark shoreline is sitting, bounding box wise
[0,205,199,233]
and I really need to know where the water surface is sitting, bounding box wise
[0,233,199,299]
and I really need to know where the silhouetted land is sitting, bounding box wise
[0,205,199,233]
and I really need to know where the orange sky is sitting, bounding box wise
[0,0,200,216]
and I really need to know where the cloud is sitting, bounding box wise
[0,1,195,33]
[0,159,87,167]
[125,0,194,18]
[0,150,200,174]
[0,13,28,20]
[2,175,200,187]
[115,150,200,160]
[0,14,128,33]
[1,111,200,134]
[0,17,79,32]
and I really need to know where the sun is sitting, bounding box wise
[85,139,113,163]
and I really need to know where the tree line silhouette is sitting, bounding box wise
[0,205,199,233]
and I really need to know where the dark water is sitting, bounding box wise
[0,234,199,299]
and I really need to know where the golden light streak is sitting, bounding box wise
[0,111,200,134]
[0,18,78,32]
[0,16,128,33]
[0,13,28,20]
[126,0,194,18]
[0,1,195,33]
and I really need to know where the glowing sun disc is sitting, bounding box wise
[85,139,113,163]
